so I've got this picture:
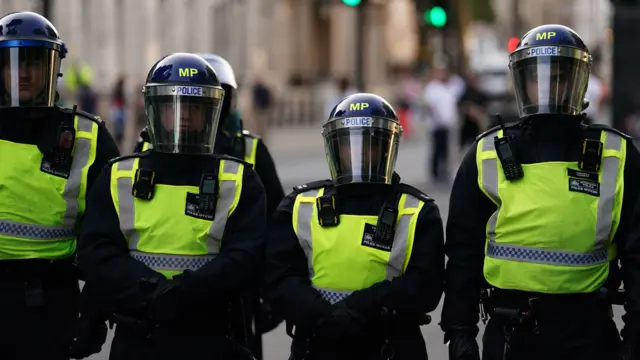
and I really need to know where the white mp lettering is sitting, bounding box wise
[176,86,203,96]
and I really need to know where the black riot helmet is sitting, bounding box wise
[509,24,592,118]
[323,93,402,186]
[196,53,237,132]
[0,11,68,107]
[143,53,225,154]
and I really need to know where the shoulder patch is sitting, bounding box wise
[587,124,633,140]
[293,179,333,193]
[394,183,434,203]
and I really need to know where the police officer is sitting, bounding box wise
[77,52,266,360]
[136,53,284,221]
[134,53,284,358]
[263,93,445,360]
[441,24,640,360]
[0,11,119,360]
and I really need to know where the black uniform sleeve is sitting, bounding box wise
[254,139,285,219]
[342,201,445,317]
[262,193,333,332]
[77,165,163,309]
[178,167,267,300]
[440,144,497,335]
[616,142,640,320]
[86,121,121,192]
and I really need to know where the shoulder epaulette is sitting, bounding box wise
[60,107,104,125]
[107,151,151,167]
[242,130,261,139]
[393,183,434,203]
[475,121,520,142]
[586,123,633,140]
[211,153,253,168]
[293,179,333,193]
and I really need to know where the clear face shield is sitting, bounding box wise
[510,46,591,117]
[144,84,225,154]
[322,117,402,185]
[0,46,61,107]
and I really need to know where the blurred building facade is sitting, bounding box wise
[2,0,417,93]
[2,0,421,129]
[1,0,613,131]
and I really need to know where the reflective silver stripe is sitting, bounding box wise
[116,159,140,248]
[595,133,622,248]
[62,117,94,227]
[295,190,420,303]
[116,159,241,271]
[387,194,421,279]
[480,131,623,266]
[130,251,217,271]
[0,117,93,240]
[295,189,320,278]
[209,160,240,244]
[0,220,75,240]
[244,137,255,163]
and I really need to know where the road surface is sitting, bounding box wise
[88,125,625,360]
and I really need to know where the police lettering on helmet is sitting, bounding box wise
[143,53,225,154]
[0,12,67,107]
[323,93,402,185]
[509,25,592,117]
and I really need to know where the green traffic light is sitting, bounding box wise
[425,6,447,28]
[342,0,362,6]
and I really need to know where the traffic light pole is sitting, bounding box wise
[355,0,367,91]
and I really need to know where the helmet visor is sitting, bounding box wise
[511,50,590,117]
[145,85,225,154]
[0,47,61,107]
[323,118,401,185]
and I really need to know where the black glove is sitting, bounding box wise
[255,298,283,334]
[314,301,369,339]
[446,331,480,360]
[68,316,108,359]
[621,325,639,360]
[138,276,185,324]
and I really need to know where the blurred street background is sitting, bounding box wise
[5,0,640,358]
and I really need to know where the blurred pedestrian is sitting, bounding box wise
[458,73,490,152]
[110,75,127,148]
[251,76,273,143]
[325,77,359,118]
[423,67,460,183]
